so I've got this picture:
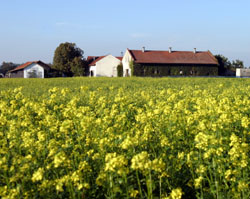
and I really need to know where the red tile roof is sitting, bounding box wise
[11,61,33,71]
[128,49,218,65]
[87,56,106,66]
[10,61,50,72]
[86,56,97,62]
[87,56,122,66]
[116,57,123,61]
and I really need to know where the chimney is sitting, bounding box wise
[142,46,145,52]
[169,47,172,53]
[121,51,123,57]
[194,48,197,54]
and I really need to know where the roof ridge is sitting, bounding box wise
[8,60,49,73]
[207,50,219,65]
[130,49,209,53]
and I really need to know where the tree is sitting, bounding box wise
[117,63,123,77]
[0,62,18,75]
[129,60,134,76]
[215,55,232,76]
[232,59,244,69]
[215,55,245,76]
[70,57,87,76]
[52,42,87,76]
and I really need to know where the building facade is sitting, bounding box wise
[236,68,250,77]
[122,48,219,77]
[8,61,50,78]
[87,55,122,77]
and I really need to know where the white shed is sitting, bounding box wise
[8,61,50,78]
[236,68,250,77]
[87,55,122,77]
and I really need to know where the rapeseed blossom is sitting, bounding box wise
[32,168,44,182]
[0,78,250,198]
[165,188,183,199]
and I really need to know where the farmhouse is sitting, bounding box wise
[122,48,219,77]
[87,55,122,77]
[7,61,50,78]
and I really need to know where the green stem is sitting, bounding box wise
[136,171,143,198]
[147,170,152,199]
[159,176,162,199]
[109,174,114,199]
[123,173,129,199]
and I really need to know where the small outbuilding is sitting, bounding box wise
[7,61,51,78]
[87,55,122,77]
[236,68,250,77]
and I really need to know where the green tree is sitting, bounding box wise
[215,55,231,76]
[129,61,134,76]
[232,59,244,69]
[117,63,123,77]
[70,57,87,76]
[52,42,86,76]
[0,62,18,75]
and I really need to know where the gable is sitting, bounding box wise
[122,49,133,63]
[88,55,121,66]
[88,56,105,66]
[24,63,44,71]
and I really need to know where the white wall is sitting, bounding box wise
[24,63,44,78]
[122,50,132,77]
[94,55,121,77]
[89,66,96,77]
[236,68,250,77]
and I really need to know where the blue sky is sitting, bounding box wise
[0,0,250,66]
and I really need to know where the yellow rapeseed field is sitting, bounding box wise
[0,77,249,199]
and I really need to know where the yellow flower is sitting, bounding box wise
[194,176,203,189]
[131,151,150,171]
[225,169,232,181]
[130,190,139,198]
[32,168,44,182]
[196,165,206,174]
[238,181,248,191]
[56,181,64,192]
[194,132,209,150]
[53,152,66,168]
[167,188,183,199]
[104,153,127,174]
[241,117,249,128]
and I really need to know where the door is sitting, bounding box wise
[90,71,94,77]
[125,69,129,77]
